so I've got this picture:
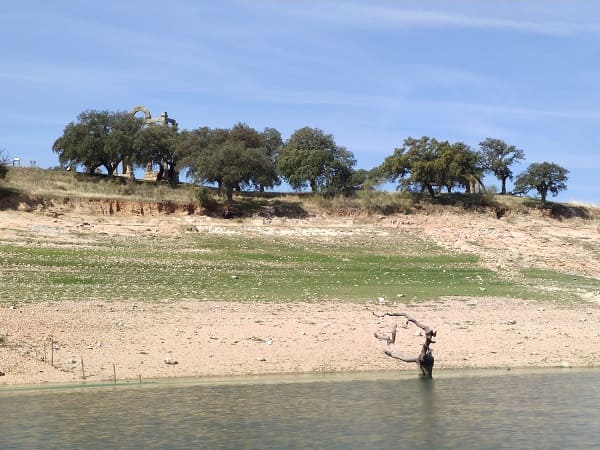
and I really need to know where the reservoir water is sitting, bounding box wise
[1,369,599,449]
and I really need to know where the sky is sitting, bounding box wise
[1,0,599,204]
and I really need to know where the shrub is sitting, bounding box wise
[196,186,220,210]
[357,191,414,215]
[0,149,9,179]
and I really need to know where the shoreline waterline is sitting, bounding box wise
[2,366,598,395]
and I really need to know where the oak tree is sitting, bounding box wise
[180,124,279,202]
[479,138,525,195]
[134,124,180,184]
[514,162,568,204]
[53,110,143,176]
[277,127,356,193]
[380,136,482,197]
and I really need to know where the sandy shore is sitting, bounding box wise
[1,297,599,385]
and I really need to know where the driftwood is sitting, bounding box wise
[374,312,436,377]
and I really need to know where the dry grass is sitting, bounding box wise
[2,167,197,203]
[2,167,598,220]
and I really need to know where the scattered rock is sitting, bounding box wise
[0,370,5,376]
[256,357,266,362]
[502,319,517,325]
[560,361,571,368]
[164,358,178,365]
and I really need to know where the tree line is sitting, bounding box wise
[50,109,569,204]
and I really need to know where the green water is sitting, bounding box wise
[1,370,599,449]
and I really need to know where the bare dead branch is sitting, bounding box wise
[374,324,397,344]
[384,347,419,363]
[374,311,436,377]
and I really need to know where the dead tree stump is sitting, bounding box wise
[374,312,437,377]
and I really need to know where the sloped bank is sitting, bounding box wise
[0,191,199,217]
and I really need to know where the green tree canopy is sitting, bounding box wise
[277,127,356,193]
[179,123,279,202]
[134,124,180,184]
[53,110,143,175]
[514,161,569,204]
[257,127,284,192]
[436,141,484,193]
[380,136,482,197]
[479,138,525,195]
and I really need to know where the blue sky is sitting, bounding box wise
[1,1,599,204]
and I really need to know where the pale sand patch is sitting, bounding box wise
[1,298,599,385]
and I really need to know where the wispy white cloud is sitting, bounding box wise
[343,4,600,36]
[197,78,600,123]
[413,100,600,121]
[249,1,600,37]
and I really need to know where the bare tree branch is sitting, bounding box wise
[373,311,437,377]
[374,324,397,344]
[385,347,419,363]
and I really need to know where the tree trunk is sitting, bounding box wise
[500,176,508,195]
[374,312,436,377]
[156,164,164,183]
[167,164,177,185]
[473,176,485,194]
[426,184,436,198]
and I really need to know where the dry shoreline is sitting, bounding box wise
[1,297,599,386]
[1,203,599,386]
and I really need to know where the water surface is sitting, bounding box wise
[1,370,598,449]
